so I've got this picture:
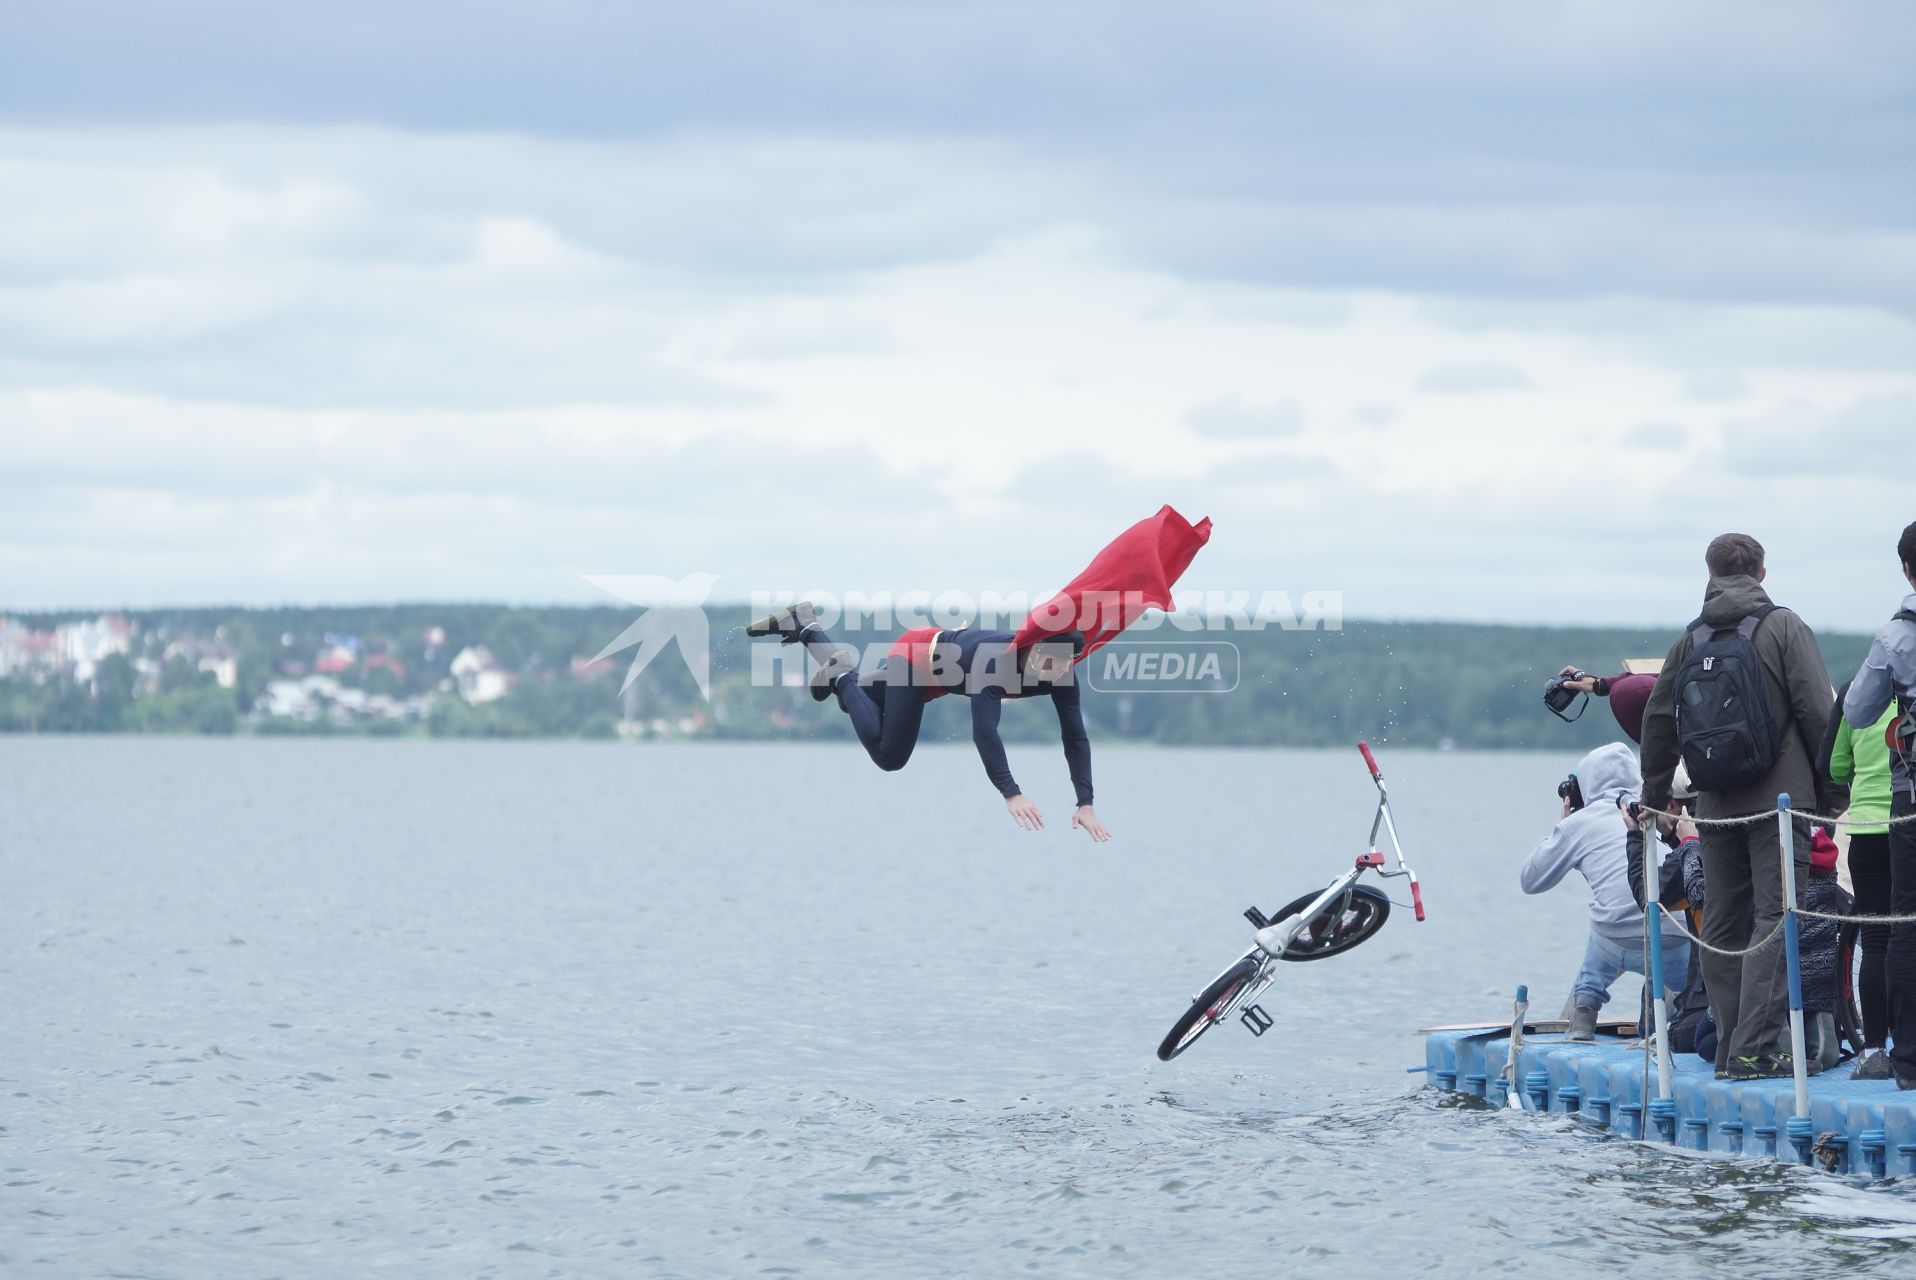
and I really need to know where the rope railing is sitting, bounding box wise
[1636,804,1916,830]
[1632,790,1911,1139]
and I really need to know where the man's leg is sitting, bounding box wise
[1568,930,1624,1040]
[1885,793,1916,1084]
[833,655,929,772]
[746,605,859,695]
[1726,816,1805,1064]
[1698,823,1754,1072]
[1852,831,1894,1050]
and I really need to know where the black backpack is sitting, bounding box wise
[1672,604,1782,792]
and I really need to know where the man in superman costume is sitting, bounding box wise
[747,505,1211,840]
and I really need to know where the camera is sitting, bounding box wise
[1544,670,1590,722]
[1557,773,1584,811]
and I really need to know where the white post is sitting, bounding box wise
[1778,795,1810,1119]
[1642,813,1674,1100]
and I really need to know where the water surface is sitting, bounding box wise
[5,738,1913,1277]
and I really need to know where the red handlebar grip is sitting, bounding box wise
[1358,740,1380,777]
[1410,880,1426,922]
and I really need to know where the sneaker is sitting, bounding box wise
[810,653,858,702]
[1566,1005,1598,1042]
[745,601,817,642]
[1726,1053,1824,1081]
[1854,1049,1894,1081]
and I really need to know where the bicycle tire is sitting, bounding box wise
[1837,922,1865,1060]
[1156,957,1260,1062]
[1263,884,1392,961]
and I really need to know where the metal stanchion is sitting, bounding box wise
[1642,812,1674,1113]
[1778,793,1811,1121]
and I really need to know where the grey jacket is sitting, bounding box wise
[1521,743,1645,941]
[1640,576,1847,819]
[1843,591,1916,799]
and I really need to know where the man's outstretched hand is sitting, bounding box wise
[1072,805,1111,842]
[1006,794,1044,831]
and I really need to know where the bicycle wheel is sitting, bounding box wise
[1156,957,1260,1062]
[1264,884,1391,961]
[1836,922,1865,1061]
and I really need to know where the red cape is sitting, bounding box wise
[1012,505,1212,659]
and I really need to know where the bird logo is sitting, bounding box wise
[583,573,721,701]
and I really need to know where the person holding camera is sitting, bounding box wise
[1640,533,1847,1081]
[1619,766,1709,1054]
[1548,666,1659,744]
[1521,743,1689,1041]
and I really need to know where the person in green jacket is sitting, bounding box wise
[1823,677,1900,1079]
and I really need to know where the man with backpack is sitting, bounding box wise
[1841,520,1916,1087]
[1640,533,1847,1080]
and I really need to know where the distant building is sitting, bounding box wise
[164,637,240,689]
[363,652,409,681]
[58,614,133,681]
[313,644,357,675]
[450,646,511,705]
[254,674,430,724]
[0,620,59,679]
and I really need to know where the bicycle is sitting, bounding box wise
[1155,741,1427,1061]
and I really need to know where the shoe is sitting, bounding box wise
[1854,1050,1894,1081]
[810,655,857,703]
[1897,1072,1916,1091]
[1725,1053,1824,1081]
[745,601,817,642]
[1566,1005,1598,1042]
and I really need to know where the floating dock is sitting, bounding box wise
[1424,1028,1916,1179]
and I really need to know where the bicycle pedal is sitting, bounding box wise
[1240,1005,1273,1036]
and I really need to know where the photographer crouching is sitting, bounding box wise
[1618,766,1711,1056]
[1520,743,1690,1041]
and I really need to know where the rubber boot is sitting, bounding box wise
[1567,1003,1599,1042]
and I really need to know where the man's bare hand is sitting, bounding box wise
[1006,794,1044,831]
[1072,805,1111,842]
[1556,665,1599,694]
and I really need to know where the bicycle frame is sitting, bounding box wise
[1183,741,1426,1039]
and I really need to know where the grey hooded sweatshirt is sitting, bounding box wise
[1520,743,1645,942]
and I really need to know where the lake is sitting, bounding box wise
[5,737,1913,1277]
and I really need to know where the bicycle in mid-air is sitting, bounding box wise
[1155,741,1428,1061]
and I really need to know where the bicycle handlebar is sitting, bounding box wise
[1358,740,1380,778]
[1410,879,1426,922]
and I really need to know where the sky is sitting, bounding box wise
[3,2,1914,629]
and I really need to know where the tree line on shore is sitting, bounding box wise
[0,603,1873,750]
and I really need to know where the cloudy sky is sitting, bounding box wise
[4,2,1914,628]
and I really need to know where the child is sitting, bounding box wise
[1800,828,1856,1069]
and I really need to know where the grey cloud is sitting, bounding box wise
[1417,362,1535,394]
[1685,371,1751,402]
[1621,421,1690,450]
[1184,395,1304,439]
[1350,402,1400,427]
[1418,295,1916,376]
[3,5,1913,316]
[1720,393,1916,476]
[1201,451,1333,487]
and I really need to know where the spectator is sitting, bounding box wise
[1619,767,1709,1052]
[1841,519,1916,1088]
[1554,667,1659,743]
[1801,829,1857,1069]
[1820,676,1898,1079]
[1522,743,1688,1042]
[1640,533,1848,1080]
